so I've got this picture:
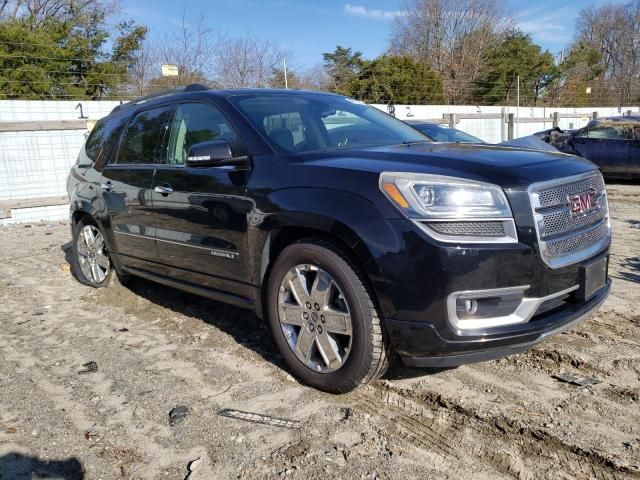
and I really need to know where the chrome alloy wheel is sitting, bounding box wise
[278,264,353,373]
[77,225,110,284]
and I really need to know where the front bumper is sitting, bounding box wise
[386,279,610,367]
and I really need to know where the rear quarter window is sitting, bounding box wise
[84,116,125,167]
[117,106,174,164]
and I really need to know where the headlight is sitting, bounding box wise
[380,172,517,243]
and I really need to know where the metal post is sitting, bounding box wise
[552,112,559,129]
[627,110,632,117]
[500,107,506,142]
[592,111,598,120]
[448,113,456,129]
[283,59,288,90]
[516,75,520,138]
[507,113,514,140]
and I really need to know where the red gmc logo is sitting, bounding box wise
[569,190,596,215]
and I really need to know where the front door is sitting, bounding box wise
[151,101,253,297]
[101,104,174,267]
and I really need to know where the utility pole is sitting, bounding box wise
[516,75,520,139]
[283,58,288,90]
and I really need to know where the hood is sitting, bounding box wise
[302,143,598,190]
[498,136,560,153]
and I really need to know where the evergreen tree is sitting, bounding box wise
[348,55,444,104]
[472,30,556,106]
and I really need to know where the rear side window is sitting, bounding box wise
[116,106,173,164]
[84,116,124,164]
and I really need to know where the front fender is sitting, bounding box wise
[252,187,402,319]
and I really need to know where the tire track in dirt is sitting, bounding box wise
[1,185,639,480]
[352,384,638,479]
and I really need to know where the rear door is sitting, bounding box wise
[572,124,631,176]
[151,100,254,297]
[101,104,174,267]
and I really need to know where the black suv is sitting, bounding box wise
[67,86,611,393]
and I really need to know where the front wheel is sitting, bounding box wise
[71,217,113,287]
[267,239,391,393]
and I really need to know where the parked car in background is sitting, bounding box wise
[405,120,484,143]
[68,86,611,393]
[406,120,562,153]
[535,116,640,179]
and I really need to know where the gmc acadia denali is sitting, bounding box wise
[67,86,611,393]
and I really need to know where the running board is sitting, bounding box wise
[122,266,255,310]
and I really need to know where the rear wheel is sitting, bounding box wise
[267,239,391,393]
[71,217,113,287]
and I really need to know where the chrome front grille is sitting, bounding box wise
[529,172,610,268]
[540,198,608,238]
[536,174,606,208]
[545,220,610,258]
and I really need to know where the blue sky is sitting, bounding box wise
[121,0,605,68]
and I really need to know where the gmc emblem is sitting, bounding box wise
[569,190,596,215]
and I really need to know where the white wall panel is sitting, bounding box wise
[0,100,637,224]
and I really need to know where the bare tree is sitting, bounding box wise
[122,36,157,96]
[390,0,512,103]
[296,63,332,91]
[574,1,640,107]
[0,0,119,28]
[214,34,289,88]
[155,10,221,89]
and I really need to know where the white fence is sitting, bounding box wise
[0,99,638,225]
[0,100,120,225]
[371,104,639,144]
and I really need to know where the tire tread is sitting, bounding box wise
[283,237,393,392]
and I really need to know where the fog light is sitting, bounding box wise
[448,285,577,331]
[455,290,525,320]
[464,299,478,315]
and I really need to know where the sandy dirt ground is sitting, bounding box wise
[0,183,639,480]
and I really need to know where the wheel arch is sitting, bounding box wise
[69,202,125,276]
[255,217,394,322]
[71,209,91,226]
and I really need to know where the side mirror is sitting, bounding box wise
[185,140,248,168]
[77,158,94,168]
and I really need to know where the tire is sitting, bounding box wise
[267,239,392,393]
[71,216,113,288]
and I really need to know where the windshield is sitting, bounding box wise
[412,123,483,144]
[228,93,430,154]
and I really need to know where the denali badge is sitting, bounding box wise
[210,248,239,260]
[569,190,596,216]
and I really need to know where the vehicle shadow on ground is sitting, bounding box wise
[61,241,82,283]
[120,276,289,370]
[385,363,456,380]
[0,452,83,479]
[60,241,286,371]
[60,241,447,384]
[613,255,640,284]
[121,277,448,383]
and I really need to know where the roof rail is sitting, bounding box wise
[110,84,211,113]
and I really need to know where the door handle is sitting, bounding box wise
[154,184,173,194]
[100,181,112,192]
